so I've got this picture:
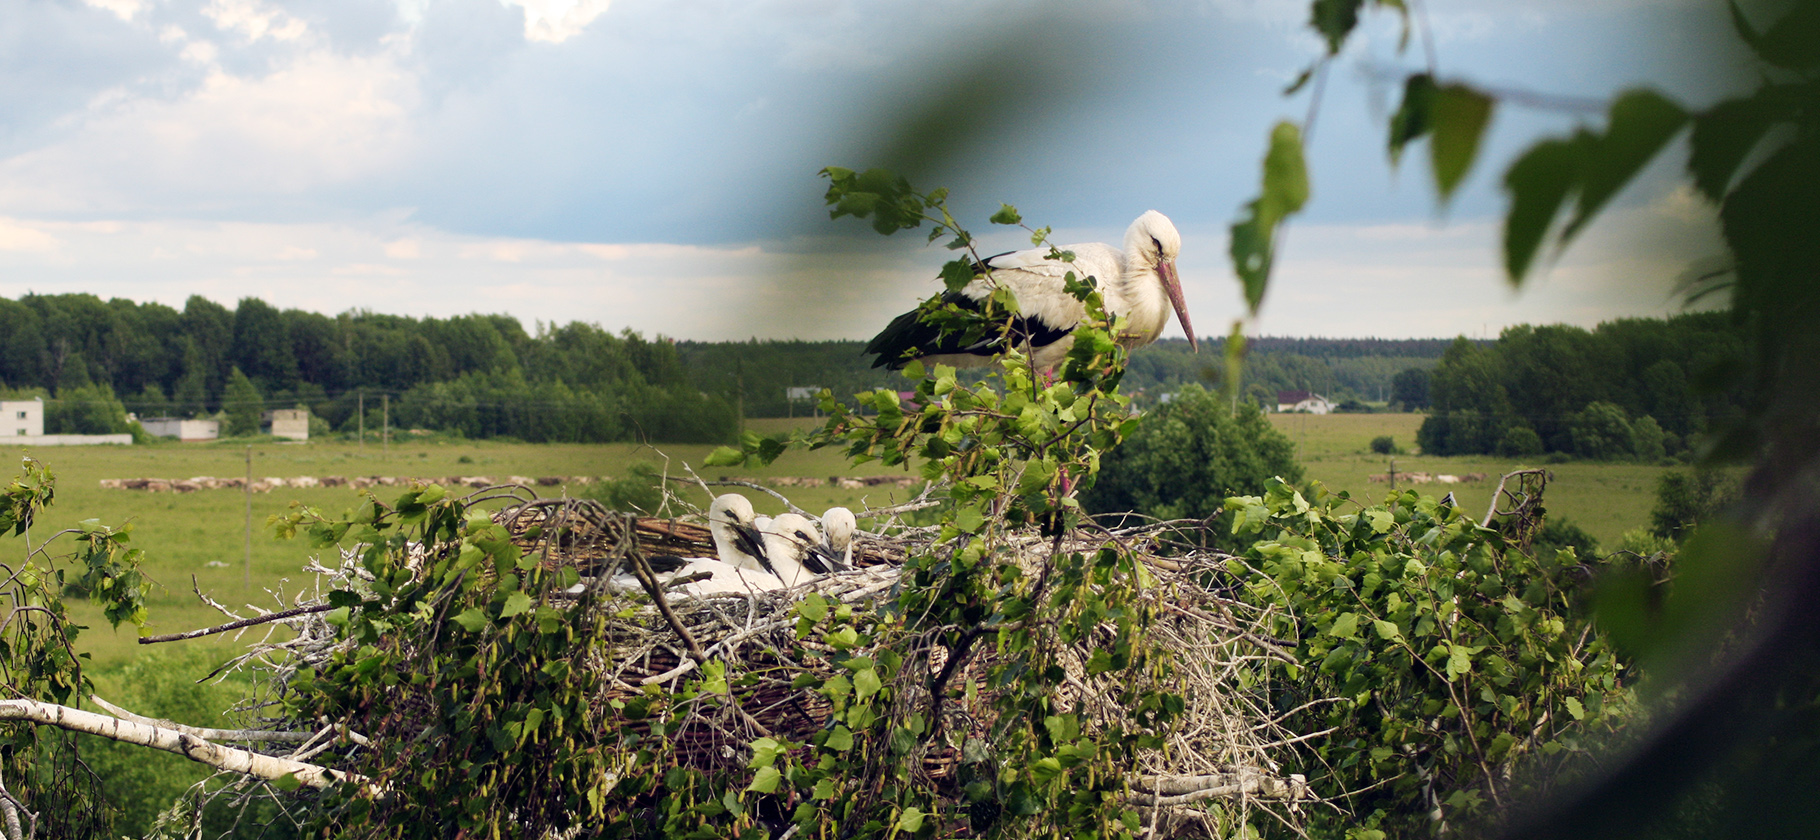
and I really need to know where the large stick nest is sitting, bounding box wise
[487,494,1315,834]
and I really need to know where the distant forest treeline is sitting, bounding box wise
[0,293,1740,451]
[0,294,735,442]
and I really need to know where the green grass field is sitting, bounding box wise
[6,424,920,670]
[1267,412,1666,548]
[12,413,1669,671]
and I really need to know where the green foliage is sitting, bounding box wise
[1649,469,1740,542]
[0,458,151,837]
[1081,387,1302,521]
[1534,518,1601,558]
[1370,435,1396,455]
[45,382,132,435]
[1223,480,1630,836]
[1570,401,1636,462]
[273,485,618,839]
[1231,122,1311,312]
[1498,425,1545,457]
[586,462,667,513]
[79,650,260,837]
[1391,366,1430,409]
[223,366,264,437]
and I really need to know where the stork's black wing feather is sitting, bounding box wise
[646,554,690,574]
[864,276,1074,371]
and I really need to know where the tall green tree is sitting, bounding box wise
[231,298,298,393]
[222,366,263,437]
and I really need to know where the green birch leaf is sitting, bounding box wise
[1373,618,1403,641]
[747,766,782,794]
[499,591,534,619]
[896,807,926,833]
[1562,89,1689,241]
[1502,137,1584,283]
[1430,84,1495,201]
[1310,0,1364,53]
[452,607,489,633]
[703,446,745,467]
[1388,73,1435,166]
[1566,696,1586,720]
[824,725,854,751]
[1329,611,1360,639]
[1688,94,1779,202]
[1229,121,1309,313]
[853,666,882,700]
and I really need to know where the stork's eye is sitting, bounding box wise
[1151,236,1163,254]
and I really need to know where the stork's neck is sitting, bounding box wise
[1115,237,1170,346]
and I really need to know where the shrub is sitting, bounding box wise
[1498,424,1545,457]
[1082,385,1302,521]
[1649,469,1741,542]
[1569,401,1636,461]
[1370,435,1397,454]
[1533,517,1600,557]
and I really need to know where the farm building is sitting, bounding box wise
[0,398,43,438]
[264,409,310,441]
[1276,390,1336,414]
[140,417,221,442]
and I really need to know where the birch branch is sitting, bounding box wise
[88,695,314,744]
[0,699,379,797]
[1128,770,1310,804]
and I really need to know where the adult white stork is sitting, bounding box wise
[821,507,857,568]
[865,211,1197,371]
[761,513,846,588]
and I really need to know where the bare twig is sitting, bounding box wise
[139,604,337,645]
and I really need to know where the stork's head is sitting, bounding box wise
[707,494,766,565]
[821,506,857,569]
[762,513,841,586]
[1127,211,1196,352]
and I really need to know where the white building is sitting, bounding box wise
[263,409,310,441]
[0,397,130,446]
[1276,390,1336,414]
[141,417,221,442]
[0,398,43,438]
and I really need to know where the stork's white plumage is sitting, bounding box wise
[707,494,772,574]
[598,556,785,599]
[761,513,845,588]
[866,211,1197,370]
[821,506,857,568]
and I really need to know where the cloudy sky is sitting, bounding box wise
[0,0,1751,341]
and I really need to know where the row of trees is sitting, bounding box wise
[1417,314,1748,458]
[0,295,738,443]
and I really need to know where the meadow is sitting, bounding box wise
[1267,412,1667,547]
[8,420,913,670]
[15,412,1668,673]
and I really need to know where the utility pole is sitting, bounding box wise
[358,391,364,450]
[382,393,389,456]
[1389,458,1398,492]
[244,445,253,589]
[734,358,745,435]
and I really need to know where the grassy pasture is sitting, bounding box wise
[8,425,920,669]
[15,413,1667,670]
[1267,412,1666,548]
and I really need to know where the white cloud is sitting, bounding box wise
[0,47,420,213]
[384,238,422,259]
[0,221,60,253]
[203,0,309,43]
[83,0,149,22]
[500,0,614,43]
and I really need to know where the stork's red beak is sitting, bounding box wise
[1161,261,1196,352]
